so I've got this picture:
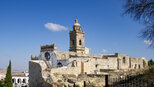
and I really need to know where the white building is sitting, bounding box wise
[0,74,6,81]
[12,71,29,87]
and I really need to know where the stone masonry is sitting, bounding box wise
[29,19,148,87]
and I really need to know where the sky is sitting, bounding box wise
[0,0,153,70]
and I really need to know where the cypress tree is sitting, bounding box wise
[0,81,4,87]
[4,60,13,87]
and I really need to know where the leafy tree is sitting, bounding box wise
[124,0,154,47]
[4,60,13,87]
[148,59,154,66]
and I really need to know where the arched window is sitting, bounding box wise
[45,52,50,61]
[18,79,21,83]
[23,79,26,83]
[12,79,15,83]
[123,57,126,63]
[57,62,63,67]
[79,40,82,45]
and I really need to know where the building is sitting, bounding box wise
[0,70,6,81]
[0,70,29,87]
[12,71,29,87]
[29,19,148,87]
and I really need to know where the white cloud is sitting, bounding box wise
[102,49,108,53]
[44,22,67,32]
[144,40,154,45]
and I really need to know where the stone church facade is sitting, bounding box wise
[29,19,148,87]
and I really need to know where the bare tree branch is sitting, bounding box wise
[124,0,154,47]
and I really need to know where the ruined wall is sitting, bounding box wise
[29,60,52,87]
[51,58,95,75]
[116,53,148,70]
[29,54,148,87]
[95,58,118,70]
[130,57,148,69]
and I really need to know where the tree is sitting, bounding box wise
[124,0,154,47]
[0,81,4,87]
[148,59,154,66]
[4,60,13,87]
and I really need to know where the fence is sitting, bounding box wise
[70,74,154,87]
[107,74,154,87]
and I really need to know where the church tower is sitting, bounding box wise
[69,19,85,53]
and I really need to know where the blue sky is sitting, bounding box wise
[0,0,153,70]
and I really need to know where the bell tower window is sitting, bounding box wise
[79,40,82,45]
[72,40,75,45]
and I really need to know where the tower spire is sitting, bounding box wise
[75,18,78,23]
[70,19,85,53]
[73,18,81,30]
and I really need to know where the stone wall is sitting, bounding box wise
[29,60,52,87]
[29,60,107,87]
[29,55,148,87]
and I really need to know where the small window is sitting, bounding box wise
[57,62,63,67]
[123,57,126,63]
[12,79,14,83]
[23,79,26,83]
[138,64,140,69]
[76,62,77,66]
[72,61,75,67]
[143,60,146,68]
[134,64,137,69]
[79,40,82,45]
[129,58,131,68]
[18,79,21,83]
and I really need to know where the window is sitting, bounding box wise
[129,58,131,68]
[18,79,21,83]
[134,64,137,69]
[123,57,126,63]
[79,40,82,45]
[72,40,75,45]
[12,79,15,83]
[138,64,140,69]
[45,52,50,61]
[143,60,146,68]
[72,61,75,67]
[57,62,63,67]
[23,79,26,83]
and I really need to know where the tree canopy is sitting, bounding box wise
[0,81,4,87]
[148,59,154,66]
[124,0,154,47]
[4,60,13,87]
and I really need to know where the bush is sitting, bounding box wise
[148,59,154,66]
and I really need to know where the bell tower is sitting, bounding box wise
[69,19,85,53]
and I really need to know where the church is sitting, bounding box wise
[29,19,148,86]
